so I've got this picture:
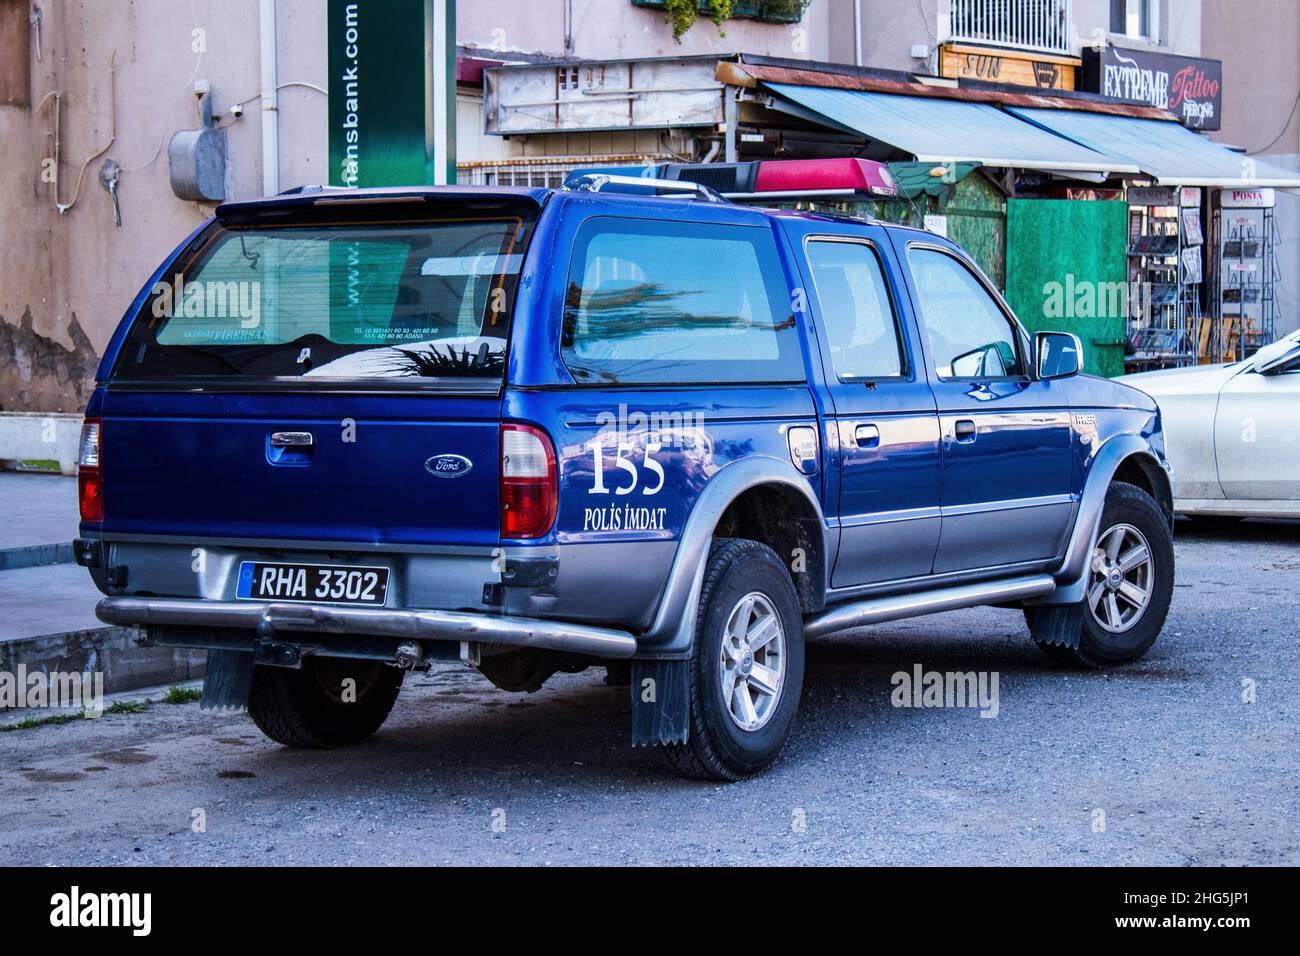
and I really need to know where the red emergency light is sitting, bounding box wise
[752,158,897,198]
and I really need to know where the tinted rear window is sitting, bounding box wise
[115,216,533,383]
[560,217,802,384]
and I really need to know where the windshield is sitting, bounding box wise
[115,216,533,384]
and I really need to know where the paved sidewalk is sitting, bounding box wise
[0,563,106,641]
[0,472,97,642]
[0,473,78,569]
[0,472,206,694]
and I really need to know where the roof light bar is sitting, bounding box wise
[563,159,899,203]
[752,159,897,198]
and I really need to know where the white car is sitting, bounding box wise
[1119,330,1300,519]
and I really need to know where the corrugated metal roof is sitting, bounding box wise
[722,60,1177,120]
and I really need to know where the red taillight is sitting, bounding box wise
[500,423,556,539]
[78,417,103,523]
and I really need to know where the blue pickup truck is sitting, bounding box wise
[76,162,1175,780]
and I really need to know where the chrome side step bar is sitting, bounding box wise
[804,574,1056,640]
[96,597,639,659]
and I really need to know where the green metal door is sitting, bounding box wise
[1005,199,1128,378]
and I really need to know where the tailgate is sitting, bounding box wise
[99,391,501,547]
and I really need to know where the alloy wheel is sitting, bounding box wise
[1087,523,1154,634]
[719,592,786,732]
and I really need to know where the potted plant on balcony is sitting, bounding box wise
[633,0,812,41]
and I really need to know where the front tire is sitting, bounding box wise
[1031,481,1174,668]
[248,657,404,748]
[661,538,805,781]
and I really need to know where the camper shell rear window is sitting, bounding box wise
[112,202,538,387]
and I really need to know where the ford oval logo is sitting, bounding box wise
[425,454,473,478]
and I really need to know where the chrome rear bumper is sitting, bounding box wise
[96,596,638,659]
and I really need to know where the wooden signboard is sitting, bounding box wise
[940,43,1078,91]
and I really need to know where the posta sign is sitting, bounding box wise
[1082,46,1222,130]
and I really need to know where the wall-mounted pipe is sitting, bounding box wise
[259,0,280,196]
[853,0,862,67]
[36,51,117,215]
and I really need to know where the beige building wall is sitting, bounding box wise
[0,0,327,413]
[458,0,833,62]
[1201,0,1298,154]
[1201,0,1300,337]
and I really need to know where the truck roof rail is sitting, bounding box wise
[562,173,728,203]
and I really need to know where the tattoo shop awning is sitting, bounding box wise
[1005,107,1300,188]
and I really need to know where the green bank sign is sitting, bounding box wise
[327,0,456,187]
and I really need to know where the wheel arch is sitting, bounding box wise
[639,456,829,657]
[1036,434,1173,606]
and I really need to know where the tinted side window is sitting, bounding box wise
[908,248,1023,380]
[806,239,905,381]
[561,218,803,384]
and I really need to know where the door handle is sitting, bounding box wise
[267,431,314,467]
[854,424,880,447]
[953,420,977,443]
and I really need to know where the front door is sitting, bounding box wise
[896,239,1075,575]
[794,225,942,588]
[1214,360,1300,501]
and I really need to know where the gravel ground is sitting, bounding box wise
[2,519,1296,866]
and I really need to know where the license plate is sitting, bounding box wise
[236,561,390,606]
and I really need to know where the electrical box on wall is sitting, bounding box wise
[168,82,227,202]
[168,127,227,201]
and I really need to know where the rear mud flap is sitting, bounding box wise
[1030,604,1084,650]
[630,659,690,747]
[200,650,254,711]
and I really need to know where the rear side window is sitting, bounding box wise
[561,217,802,384]
[116,216,533,383]
[805,239,905,381]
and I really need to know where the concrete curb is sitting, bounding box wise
[0,412,82,476]
[0,542,74,571]
[0,625,206,711]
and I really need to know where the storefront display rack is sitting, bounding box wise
[1211,203,1278,364]
[1124,188,1199,372]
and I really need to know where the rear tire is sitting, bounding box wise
[1030,481,1174,669]
[248,657,404,748]
[661,538,805,782]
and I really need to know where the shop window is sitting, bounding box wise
[0,0,32,107]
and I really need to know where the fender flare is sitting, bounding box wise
[637,455,829,658]
[1033,433,1173,606]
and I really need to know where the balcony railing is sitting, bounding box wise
[947,0,1073,55]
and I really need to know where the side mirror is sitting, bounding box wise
[1035,331,1083,379]
[1250,338,1300,375]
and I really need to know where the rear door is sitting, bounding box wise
[895,238,1075,574]
[789,221,942,588]
[99,195,540,548]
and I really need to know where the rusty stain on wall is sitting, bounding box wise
[0,310,99,413]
